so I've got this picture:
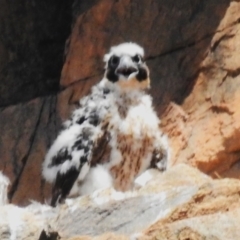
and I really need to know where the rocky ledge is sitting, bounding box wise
[1,164,240,240]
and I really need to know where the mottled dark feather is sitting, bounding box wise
[51,167,80,207]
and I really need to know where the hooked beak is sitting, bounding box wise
[115,56,138,79]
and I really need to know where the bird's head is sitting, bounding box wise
[103,42,150,90]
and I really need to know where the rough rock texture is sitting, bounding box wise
[1,165,240,240]
[161,1,240,178]
[0,96,61,204]
[0,87,78,205]
[0,0,74,204]
[61,0,231,107]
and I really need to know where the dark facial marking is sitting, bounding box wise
[106,69,118,83]
[110,55,120,67]
[132,54,142,63]
[106,55,120,83]
[136,66,148,82]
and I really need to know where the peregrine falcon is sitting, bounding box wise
[42,42,169,207]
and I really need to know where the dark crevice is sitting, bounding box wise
[11,124,24,176]
[40,96,59,201]
[52,96,59,135]
[72,0,99,23]
[46,95,60,147]
[210,33,235,52]
[146,33,214,61]
[146,17,240,62]
[62,72,104,88]
[111,218,133,232]
[222,67,240,78]
[211,105,234,115]
[2,19,236,109]
[8,99,46,202]
[95,210,112,225]
[0,71,103,109]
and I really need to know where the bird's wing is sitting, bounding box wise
[51,125,111,206]
[47,118,106,206]
[51,166,80,206]
[43,87,112,206]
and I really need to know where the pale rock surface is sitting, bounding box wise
[138,209,240,240]
[1,165,240,240]
[0,204,47,240]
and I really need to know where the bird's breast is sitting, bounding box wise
[105,97,160,191]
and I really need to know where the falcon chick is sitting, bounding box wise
[42,42,169,207]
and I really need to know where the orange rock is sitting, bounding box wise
[161,2,240,179]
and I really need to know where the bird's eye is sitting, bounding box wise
[132,54,142,63]
[110,55,119,66]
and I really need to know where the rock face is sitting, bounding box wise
[61,0,231,107]
[1,165,240,240]
[0,96,61,204]
[0,0,74,204]
[162,1,240,178]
